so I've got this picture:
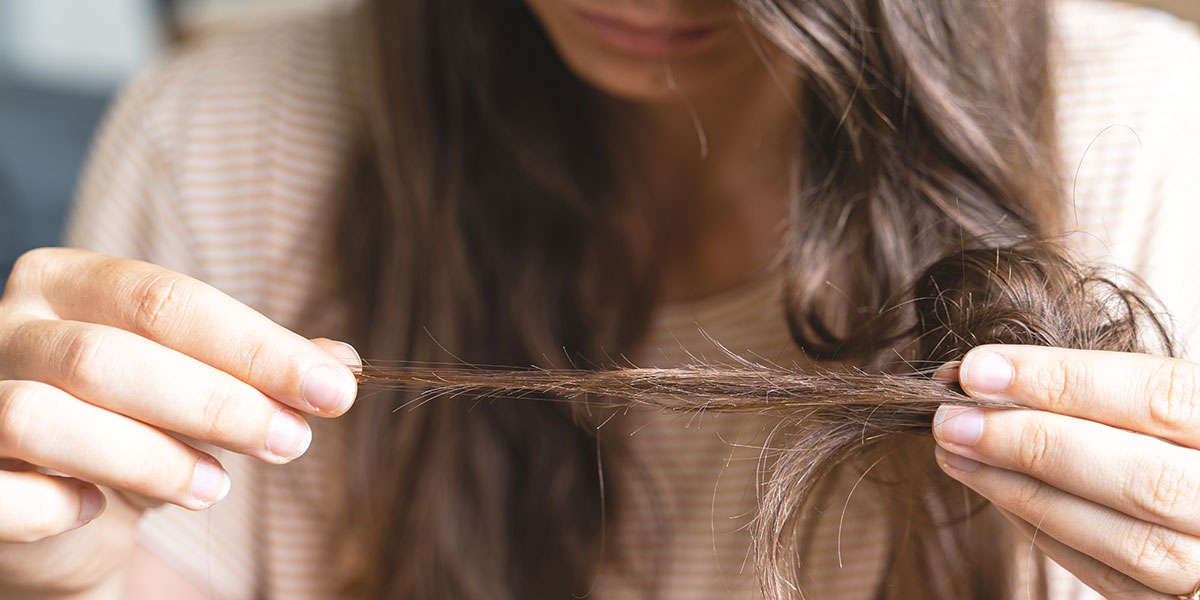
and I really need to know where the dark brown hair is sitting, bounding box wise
[352,244,1172,599]
[336,0,1064,598]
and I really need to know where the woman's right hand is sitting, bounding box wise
[0,248,359,595]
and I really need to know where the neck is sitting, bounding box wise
[605,55,803,302]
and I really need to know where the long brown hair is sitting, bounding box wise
[353,244,1172,599]
[336,0,1063,598]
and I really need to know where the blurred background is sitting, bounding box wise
[0,0,342,282]
[0,0,1197,283]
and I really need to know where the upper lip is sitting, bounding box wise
[569,5,725,36]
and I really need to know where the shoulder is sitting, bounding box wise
[1051,1,1200,151]
[1052,0,1200,142]
[131,7,362,150]
[1049,0,1200,228]
[123,7,363,200]
[82,7,362,330]
[1054,0,1200,57]
[1051,1,1200,358]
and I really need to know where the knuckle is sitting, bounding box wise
[1133,457,1200,523]
[198,384,242,441]
[1147,361,1199,434]
[1094,564,1140,597]
[0,382,40,453]
[240,339,291,396]
[20,502,66,543]
[1035,355,1083,413]
[1128,522,1190,577]
[59,327,108,391]
[121,451,174,497]
[242,340,271,384]
[1014,418,1053,471]
[1005,474,1047,513]
[129,272,186,339]
[7,248,55,292]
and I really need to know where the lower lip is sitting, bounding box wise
[568,8,722,59]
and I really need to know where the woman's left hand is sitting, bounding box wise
[934,345,1200,599]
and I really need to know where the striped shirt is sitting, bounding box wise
[65,1,1200,598]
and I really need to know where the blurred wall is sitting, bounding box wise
[0,0,353,284]
[1137,0,1200,22]
[0,0,162,90]
[0,0,164,283]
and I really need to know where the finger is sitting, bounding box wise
[0,380,230,510]
[1,319,311,464]
[934,404,1200,536]
[0,471,106,543]
[112,487,166,511]
[8,248,357,416]
[956,345,1200,448]
[936,446,1200,595]
[309,337,362,374]
[994,507,1159,599]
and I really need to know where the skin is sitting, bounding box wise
[0,249,360,598]
[523,0,801,301]
[936,346,1200,598]
[1,1,1196,599]
[531,3,1200,597]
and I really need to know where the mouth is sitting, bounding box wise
[567,5,726,59]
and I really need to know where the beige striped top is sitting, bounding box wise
[65,1,1200,598]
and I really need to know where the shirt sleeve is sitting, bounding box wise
[1055,4,1200,361]
[1134,32,1200,361]
[65,69,201,278]
[63,65,263,600]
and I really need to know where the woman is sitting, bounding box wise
[1,0,1199,598]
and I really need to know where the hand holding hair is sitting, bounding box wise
[937,345,1200,599]
[0,248,360,593]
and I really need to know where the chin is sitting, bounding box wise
[562,54,714,102]
[524,0,750,102]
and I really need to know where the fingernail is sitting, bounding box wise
[961,349,1013,395]
[302,365,355,413]
[266,410,312,462]
[77,486,106,523]
[933,405,985,447]
[191,457,231,506]
[932,362,960,383]
[330,341,362,374]
[935,446,980,474]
